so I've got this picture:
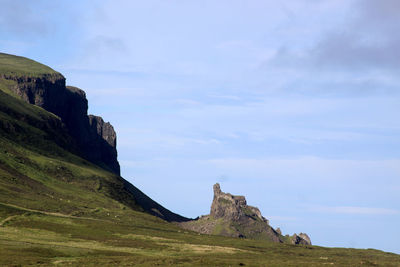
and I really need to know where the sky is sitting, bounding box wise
[1,0,400,254]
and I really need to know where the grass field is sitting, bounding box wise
[1,200,399,266]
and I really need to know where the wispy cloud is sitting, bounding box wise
[310,206,399,215]
[0,0,50,37]
[207,94,242,101]
[118,128,222,150]
[268,0,400,72]
[207,157,400,184]
[174,98,202,107]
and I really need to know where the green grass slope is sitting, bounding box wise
[0,88,142,218]
[0,53,399,266]
[1,201,399,267]
[0,53,58,76]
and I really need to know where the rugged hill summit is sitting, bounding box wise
[180,183,311,245]
[0,56,119,174]
[0,52,188,222]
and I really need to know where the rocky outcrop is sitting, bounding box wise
[292,233,312,245]
[89,115,117,148]
[211,183,269,224]
[86,114,119,174]
[179,183,312,245]
[1,73,61,104]
[0,73,120,174]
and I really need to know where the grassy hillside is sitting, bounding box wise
[0,88,143,218]
[1,201,399,267]
[0,53,399,266]
[0,53,58,76]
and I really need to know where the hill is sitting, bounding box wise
[0,52,187,222]
[0,52,399,266]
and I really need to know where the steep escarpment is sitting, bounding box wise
[0,52,190,223]
[0,54,119,174]
[180,183,311,245]
[87,114,119,173]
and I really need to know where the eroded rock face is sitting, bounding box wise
[1,74,120,175]
[88,115,116,148]
[0,73,66,107]
[87,115,119,174]
[180,183,281,242]
[298,233,312,245]
[180,183,312,245]
[211,183,267,223]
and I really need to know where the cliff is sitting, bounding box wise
[180,183,311,245]
[211,183,267,223]
[0,52,191,223]
[0,59,119,174]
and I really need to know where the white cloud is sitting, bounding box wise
[207,94,242,101]
[310,205,399,215]
[206,157,400,183]
[118,128,222,150]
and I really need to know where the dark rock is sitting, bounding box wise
[88,115,116,148]
[1,74,120,174]
[86,114,119,174]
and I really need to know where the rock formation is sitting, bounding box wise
[292,233,312,245]
[0,73,120,174]
[210,183,269,224]
[180,183,312,245]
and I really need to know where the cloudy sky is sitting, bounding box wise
[1,0,400,253]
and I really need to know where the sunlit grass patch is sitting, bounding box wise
[0,53,58,76]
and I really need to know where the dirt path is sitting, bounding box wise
[0,201,105,222]
[0,214,24,226]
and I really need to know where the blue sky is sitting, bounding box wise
[1,0,400,253]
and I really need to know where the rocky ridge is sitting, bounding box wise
[180,183,311,245]
[0,72,120,174]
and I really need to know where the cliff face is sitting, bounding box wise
[87,114,119,174]
[1,73,120,175]
[180,183,312,245]
[211,183,266,223]
[208,183,282,242]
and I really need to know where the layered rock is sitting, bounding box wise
[211,183,268,224]
[0,73,120,174]
[88,115,117,148]
[87,114,119,174]
[180,183,312,245]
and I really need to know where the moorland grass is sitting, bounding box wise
[0,53,58,76]
[0,205,399,266]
